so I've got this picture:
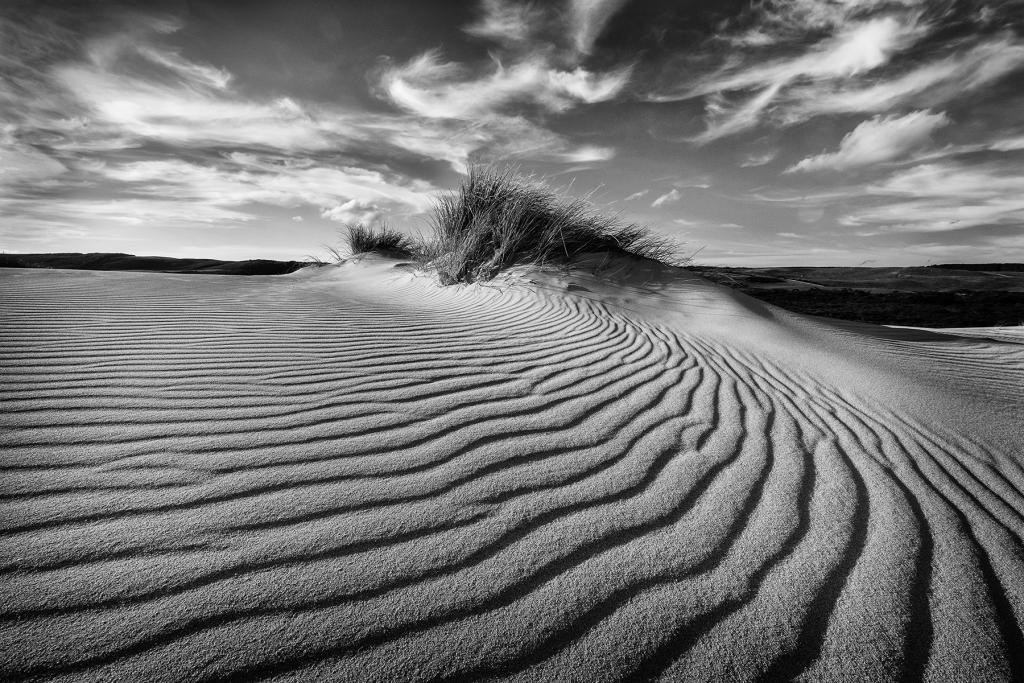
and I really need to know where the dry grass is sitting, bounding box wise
[343,224,416,259]
[320,167,683,284]
[421,166,682,284]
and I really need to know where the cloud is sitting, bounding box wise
[683,17,922,97]
[97,156,436,217]
[463,0,628,58]
[1,148,440,251]
[379,49,631,119]
[0,195,254,228]
[568,0,630,55]
[320,200,384,225]
[4,15,347,155]
[789,110,949,172]
[841,161,1024,231]
[51,61,344,151]
[871,162,1024,199]
[684,16,926,142]
[463,0,545,46]
[133,45,233,89]
[650,0,1024,144]
[376,0,634,150]
[724,0,928,42]
[0,134,67,185]
[992,135,1024,152]
[1,11,614,185]
[652,188,680,207]
[373,3,634,170]
[740,149,778,167]
[624,189,649,201]
[786,36,1024,121]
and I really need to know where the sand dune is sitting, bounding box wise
[1,259,1023,681]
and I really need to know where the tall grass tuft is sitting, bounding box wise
[344,224,415,259]
[424,165,680,284]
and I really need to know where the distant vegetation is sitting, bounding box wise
[0,253,307,275]
[738,289,1024,327]
[330,165,682,285]
[928,263,1024,272]
[699,266,1024,327]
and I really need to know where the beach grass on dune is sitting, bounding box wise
[329,166,682,284]
[343,224,416,259]
[422,166,681,285]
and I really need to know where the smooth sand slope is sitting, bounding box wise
[1,260,1023,682]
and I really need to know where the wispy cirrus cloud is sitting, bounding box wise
[0,127,66,183]
[97,156,435,215]
[789,110,949,172]
[463,0,629,57]
[4,0,1023,265]
[664,13,931,142]
[649,0,1024,145]
[991,134,1024,152]
[568,0,630,55]
[784,35,1024,122]
[1,2,629,251]
[842,161,1024,232]
[379,49,631,119]
[652,188,680,207]
[373,0,632,169]
[463,0,545,47]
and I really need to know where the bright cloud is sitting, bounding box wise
[54,64,341,150]
[463,0,544,46]
[992,135,1024,152]
[652,189,681,207]
[320,200,384,225]
[787,36,1024,121]
[6,12,612,183]
[842,162,1024,231]
[97,157,436,217]
[0,138,66,185]
[789,110,949,172]
[652,0,1024,146]
[569,0,630,55]
[3,1,1023,265]
[380,50,631,119]
[677,15,927,142]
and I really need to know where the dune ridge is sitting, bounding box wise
[1,261,1023,682]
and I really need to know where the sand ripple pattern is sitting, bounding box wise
[1,267,1023,682]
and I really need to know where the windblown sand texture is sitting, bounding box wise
[2,260,1023,681]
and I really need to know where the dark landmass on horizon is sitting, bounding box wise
[0,252,307,276]
[2,253,1022,327]
[696,265,1024,327]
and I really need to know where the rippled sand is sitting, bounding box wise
[2,259,1022,681]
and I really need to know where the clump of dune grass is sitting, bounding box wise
[422,165,681,284]
[344,224,415,259]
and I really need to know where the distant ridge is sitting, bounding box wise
[928,263,1024,272]
[0,252,307,275]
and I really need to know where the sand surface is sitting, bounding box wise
[1,260,1023,681]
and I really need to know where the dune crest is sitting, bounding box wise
[1,261,1022,681]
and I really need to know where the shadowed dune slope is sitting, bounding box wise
[1,261,1023,682]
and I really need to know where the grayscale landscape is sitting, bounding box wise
[2,1,1023,681]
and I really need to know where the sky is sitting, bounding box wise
[2,0,1023,266]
